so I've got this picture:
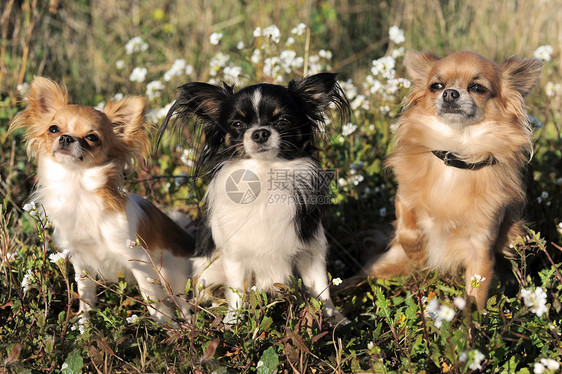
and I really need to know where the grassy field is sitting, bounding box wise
[1,1,561,372]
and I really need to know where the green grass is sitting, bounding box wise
[1,1,561,372]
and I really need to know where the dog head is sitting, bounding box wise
[160,73,349,174]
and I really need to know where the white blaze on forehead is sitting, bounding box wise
[252,88,262,117]
[61,113,81,134]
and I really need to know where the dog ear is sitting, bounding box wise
[404,50,439,86]
[26,76,69,119]
[288,72,350,125]
[501,57,543,97]
[160,82,233,135]
[104,96,149,156]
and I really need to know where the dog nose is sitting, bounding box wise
[443,89,460,102]
[59,135,75,147]
[251,128,271,144]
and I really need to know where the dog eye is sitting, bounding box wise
[469,84,487,94]
[275,119,289,126]
[429,83,444,92]
[231,121,244,128]
[48,125,60,133]
[85,134,99,142]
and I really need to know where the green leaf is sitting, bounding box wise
[257,346,279,374]
[61,350,84,374]
[260,316,273,331]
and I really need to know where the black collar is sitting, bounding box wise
[432,151,497,170]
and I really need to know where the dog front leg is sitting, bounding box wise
[222,258,247,325]
[366,195,424,278]
[72,262,98,316]
[130,264,177,325]
[465,253,494,310]
[394,195,427,264]
[297,242,349,325]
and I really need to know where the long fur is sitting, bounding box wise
[11,77,195,324]
[367,51,542,309]
[161,73,350,324]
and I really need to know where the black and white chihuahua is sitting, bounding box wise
[161,73,350,324]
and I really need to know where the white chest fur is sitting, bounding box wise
[35,158,135,280]
[206,158,320,261]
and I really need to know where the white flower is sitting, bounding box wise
[545,81,561,97]
[291,23,307,36]
[256,360,264,368]
[209,52,229,76]
[471,274,487,288]
[21,269,34,294]
[332,277,342,286]
[342,123,358,136]
[223,66,243,84]
[49,249,71,264]
[209,32,223,45]
[164,58,189,81]
[534,45,553,62]
[541,358,560,370]
[262,25,281,43]
[94,101,105,112]
[425,298,456,326]
[521,287,548,317]
[112,93,124,101]
[426,298,439,315]
[251,49,261,64]
[339,79,358,100]
[146,80,165,101]
[23,201,36,212]
[286,37,295,46]
[348,174,364,186]
[253,27,262,38]
[468,349,485,370]
[115,60,125,70]
[71,316,88,334]
[425,298,442,326]
[61,363,68,370]
[392,46,405,59]
[129,67,147,83]
[371,56,396,78]
[17,82,30,97]
[453,296,466,310]
[437,305,455,322]
[125,36,148,55]
[558,222,562,235]
[534,362,546,374]
[351,95,368,111]
[180,148,195,167]
[250,286,257,292]
[367,341,375,350]
[146,103,173,125]
[319,49,332,60]
[126,314,138,324]
[388,26,405,44]
[237,41,245,50]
